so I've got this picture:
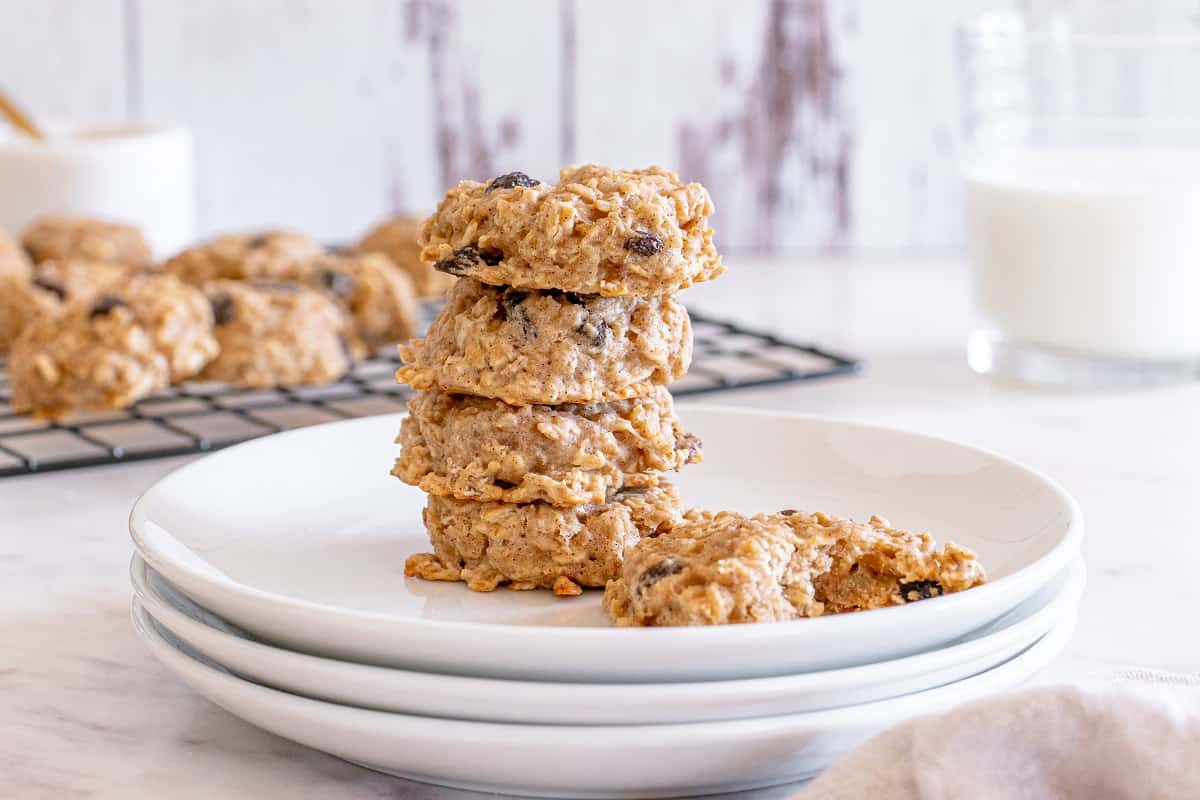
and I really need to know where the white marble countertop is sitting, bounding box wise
[3,258,1198,799]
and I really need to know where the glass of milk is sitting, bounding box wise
[0,123,195,258]
[960,8,1200,386]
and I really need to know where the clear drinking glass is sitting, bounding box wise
[959,5,1200,387]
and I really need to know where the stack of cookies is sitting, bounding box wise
[394,165,725,596]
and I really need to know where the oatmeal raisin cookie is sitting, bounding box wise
[8,298,169,419]
[394,387,700,506]
[420,165,724,296]
[406,483,683,595]
[604,509,986,626]
[397,278,692,405]
[20,216,152,269]
[200,280,354,388]
[164,231,323,286]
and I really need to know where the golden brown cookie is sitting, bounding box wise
[406,484,683,595]
[420,165,724,296]
[397,279,692,405]
[20,216,152,269]
[604,509,986,626]
[394,387,700,506]
[200,280,354,388]
[8,298,169,419]
[164,231,324,286]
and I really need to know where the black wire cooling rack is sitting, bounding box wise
[0,307,860,478]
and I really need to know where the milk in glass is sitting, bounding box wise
[966,147,1200,361]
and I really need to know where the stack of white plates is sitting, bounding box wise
[130,407,1085,798]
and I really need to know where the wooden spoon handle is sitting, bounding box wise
[0,88,43,140]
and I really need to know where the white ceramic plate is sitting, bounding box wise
[129,407,1083,682]
[134,601,1076,799]
[131,554,1085,724]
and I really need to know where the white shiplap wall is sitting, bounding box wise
[0,0,976,252]
[2,0,128,119]
[137,0,398,238]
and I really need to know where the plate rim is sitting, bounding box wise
[129,405,1085,640]
[131,602,1077,796]
[132,590,1079,735]
[130,552,1085,718]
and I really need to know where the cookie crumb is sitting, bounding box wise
[553,576,583,596]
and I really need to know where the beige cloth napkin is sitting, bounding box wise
[795,669,1200,799]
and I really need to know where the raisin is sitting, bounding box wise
[498,289,529,319]
[246,234,270,248]
[624,232,664,257]
[89,294,128,319]
[679,432,703,464]
[434,245,502,274]
[209,293,236,325]
[434,247,483,276]
[486,171,540,193]
[493,478,517,489]
[498,289,536,337]
[31,277,67,301]
[577,317,610,348]
[320,269,355,299]
[899,580,943,602]
[636,557,683,594]
[778,509,799,516]
[594,319,611,347]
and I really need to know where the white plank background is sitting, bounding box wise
[0,0,987,252]
[0,0,127,120]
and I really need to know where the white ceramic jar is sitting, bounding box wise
[0,123,195,257]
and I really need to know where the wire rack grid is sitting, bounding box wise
[0,306,860,478]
